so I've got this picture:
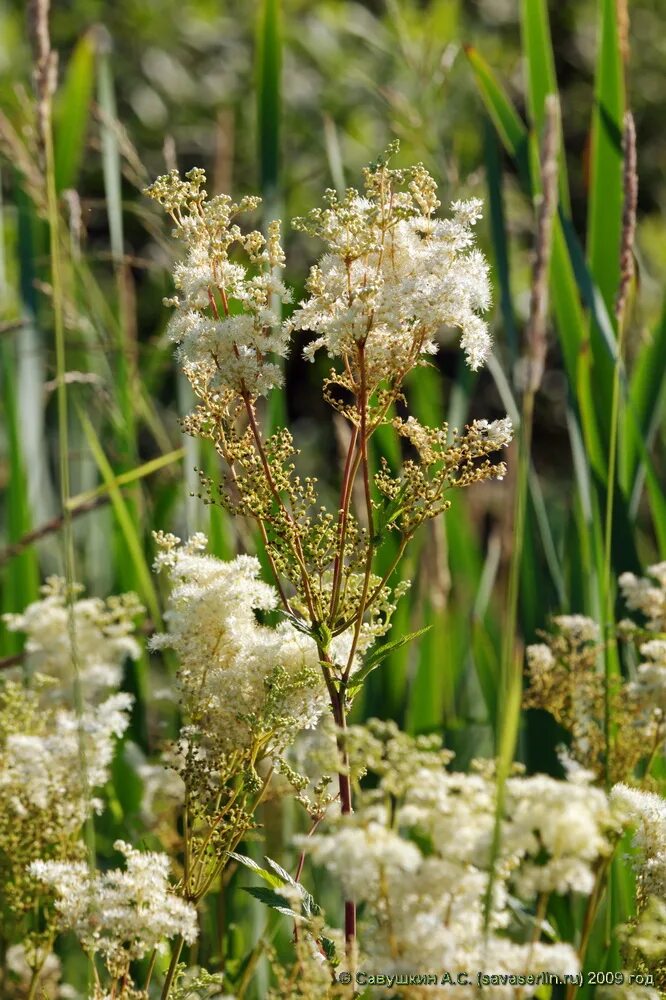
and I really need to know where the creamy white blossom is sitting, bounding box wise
[290,161,492,381]
[551,614,601,643]
[30,841,198,972]
[469,417,514,449]
[151,533,330,752]
[628,639,666,719]
[505,773,615,896]
[146,170,291,399]
[3,577,142,700]
[611,784,666,897]
[298,727,609,997]
[526,642,556,675]
[0,692,132,832]
[619,562,666,632]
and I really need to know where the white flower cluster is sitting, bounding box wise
[551,614,601,643]
[147,168,291,399]
[299,744,619,997]
[3,577,142,700]
[290,166,492,380]
[30,840,198,969]
[151,533,329,752]
[611,784,666,898]
[468,417,514,449]
[504,773,614,897]
[0,692,132,832]
[619,562,666,632]
[629,639,666,718]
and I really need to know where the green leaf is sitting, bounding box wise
[78,408,162,629]
[519,0,570,211]
[263,856,299,888]
[351,626,432,693]
[228,852,286,890]
[320,935,340,966]
[464,46,530,185]
[242,885,298,918]
[54,31,96,192]
[587,0,625,318]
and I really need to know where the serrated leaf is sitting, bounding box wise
[301,890,321,919]
[320,935,340,966]
[228,852,285,889]
[242,885,299,918]
[356,626,431,685]
[264,856,298,888]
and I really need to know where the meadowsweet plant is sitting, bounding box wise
[31,843,198,999]
[150,531,329,908]
[524,566,666,785]
[292,721,620,998]
[610,785,666,990]
[146,145,512,952]
[0,680,133,979]
[4,577,143,701]
[0,580,141,997]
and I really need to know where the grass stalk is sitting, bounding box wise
[602,112,637,787]
[33,0,96,872]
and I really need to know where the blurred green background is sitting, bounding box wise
[1,0,665,746]
[0,0,665,989]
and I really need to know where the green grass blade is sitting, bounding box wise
[257,0,281,201]
[464,46,530,184]
[0,337,40,645]
[625,302,666,502]
[483,118,518,360]
[466,49,606,475]
[519,0,571,212]
[53,30,96,192]
[96,35,123,262]
[257,0,285,438]
[78,408,162,629]
[66,448,185,509]
[586,0,625,317]
[486,351,566,605]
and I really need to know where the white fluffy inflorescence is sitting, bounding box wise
[0,691,132,832]
[628,639,666,720]
[3,577,142,700]
[611,784,666,899]
[619,562,666,632]
[550,614,601,644]
[30,841,198,972]
[146,168,291,399]
[290,159,492,380]
[151,533,329,753]
[297,724,620,997]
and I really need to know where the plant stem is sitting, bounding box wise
[320,648,356,957]
[329,424,359,620]
[160,935,184,1000]
[342,344,374,684]
[565,854,613,1000]
[602,113,637,788]
[144,948,158,992]
[26,969,41,1000]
